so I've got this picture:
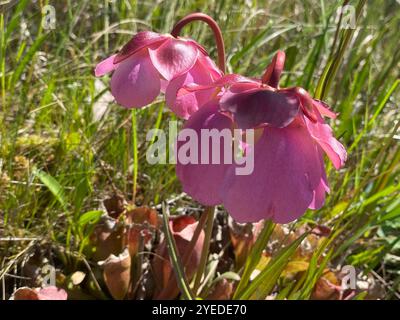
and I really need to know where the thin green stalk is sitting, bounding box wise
[328,0,350,61]
[192,206,215,295]
[0,14,5,113]
[349,79,400,152]
[0,13,5,143]
[131,109,138,202]
[315,0,367,100]
[104,0,109,53]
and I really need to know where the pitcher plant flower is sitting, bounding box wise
[95,14,224,118]
[176,51,347,223]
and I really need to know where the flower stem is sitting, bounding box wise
[192,205,215,295]
[171,13,226,73]
[170,12,222,297]
[131,109,138,202]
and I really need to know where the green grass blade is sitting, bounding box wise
[237,232,308,300]
[349,79,400,152]
[78,210,103,227]
[131,109,138,201]
[33,168,67,210]
[233,220,275,299]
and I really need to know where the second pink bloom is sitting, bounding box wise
[95,31,221,118]
[175,51,347,224]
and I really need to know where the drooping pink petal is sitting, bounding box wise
[309,149,329,210]
[110,52,161,108]
[221,122,323,224]
[220,88,300,129]
[166,77,216,119]
[197,54,223,80]
[177,74,257,97]
[166,73,198,118]
[176,101,233,206]
[283,87,318,123]
[305,116,347,169]
[149,38,198,80]
[165,59,217,119]
[211,74,258,88]
[95,54,118,77]
[309,179,328,210]
[160,78,169,93]
[228,81,263,93]
[114,31,168,64]
[313,99,337,119]
[185,38,209,56]
[175,86,216,119]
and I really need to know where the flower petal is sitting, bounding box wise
[309,179,327,210]
[313,99,337,119]
[110,52,161,108]
[197,54,223,80]
[221,123,323,224]
[165,73,195,118]
[165,59,217,119]
[114,31,168,64]
[176,74,257,96]
[220,88,300,129]
[95,54,118,77]
[309,149,329,210]
[149,38,198,80]
[176,101,233,205]
[305,117,347,169]
[36,287,68,300]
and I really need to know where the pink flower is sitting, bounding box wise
[12,286,68,300]
[176,51,347,224]
[95,31,222,117]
